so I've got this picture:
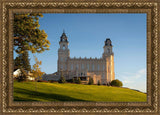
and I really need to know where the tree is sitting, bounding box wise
[110,79,123,87]
[16,67,28,82]
[14,51,31,82]
[97,80,101,86]
[14,51,31,71]
[32,56,44,91]
[77,78,81,84]
[13,13,50,54]
[72,78,76,83]
[88,77,93,85]
[58,71,66,83]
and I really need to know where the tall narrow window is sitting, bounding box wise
[103,64,105,70]
[92,64,94,71]
[81,64,84,70]
[108,48,110,53]
[60,57,63,61]
[76,64,79,69]
[61,65,63,70]
[97,64,100,71]
[87,64,89,70]
[65,65,67,70]
[71,64,73,70]
[62,45,65,50]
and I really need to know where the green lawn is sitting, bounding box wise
[14,81,147,102]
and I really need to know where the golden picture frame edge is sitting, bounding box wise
[0,0,159,114]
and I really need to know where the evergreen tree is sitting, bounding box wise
[59,76,66,83]
[97,80,101,86]
[22,51,31,71]
[88,77,93,85]
[14,51,31,72]
[72,78,75,83]
[13,13,50,54]
[16,67,28,82]
[77,78,81,84]
[58,71,65,83]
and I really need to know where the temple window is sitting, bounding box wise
[92,64,94,71]
[81,64,84,70]
[97,64,100,71]
[62,45,65,50]
[87,64,89,70]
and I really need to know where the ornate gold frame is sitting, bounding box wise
[0,0,159,114]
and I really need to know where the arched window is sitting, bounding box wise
[62,45,65,50]
[108,48,110,53]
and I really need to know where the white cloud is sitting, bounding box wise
[117,68,146,92]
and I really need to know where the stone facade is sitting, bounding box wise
[43,32,115,84]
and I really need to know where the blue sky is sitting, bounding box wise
[17,13,147,92]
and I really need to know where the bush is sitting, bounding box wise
[58,76,66,83]
[16,69,28,82]
[66,79,73,83]
[107,82,111,86]
[88,77,93,85]
[48,80,54,83]
[37,80,48,82]
[77,78,81,84]
[97,80,101,85]
[16,75,27,82]
[72,78,76,83]
[110,79,123,87]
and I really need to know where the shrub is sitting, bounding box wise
[48,80,54,83]
[88,77,93,85]
[16,69,28,82]
[107,82,111,86]
[72,78,76,83]
[17,75,27,82]
[66,79,73,83]
[110,79,123,87]
[58,76,66,83]
[77,78,81,84]
[97,80,101,85]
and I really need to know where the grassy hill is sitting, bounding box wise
[14,81,146,102]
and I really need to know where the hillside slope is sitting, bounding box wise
[14,82,146,102]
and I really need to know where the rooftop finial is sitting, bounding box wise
[63,29,65,33]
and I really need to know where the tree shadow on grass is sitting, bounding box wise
[14,87,86,102]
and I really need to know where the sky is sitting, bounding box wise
[15,13,147,92]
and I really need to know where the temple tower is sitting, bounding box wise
[58,31,70,72]
[102,38,115,84]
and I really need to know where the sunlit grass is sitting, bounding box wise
[14,81,147,102]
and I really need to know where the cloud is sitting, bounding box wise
[117,68,146,92]
[134,69,146,78]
